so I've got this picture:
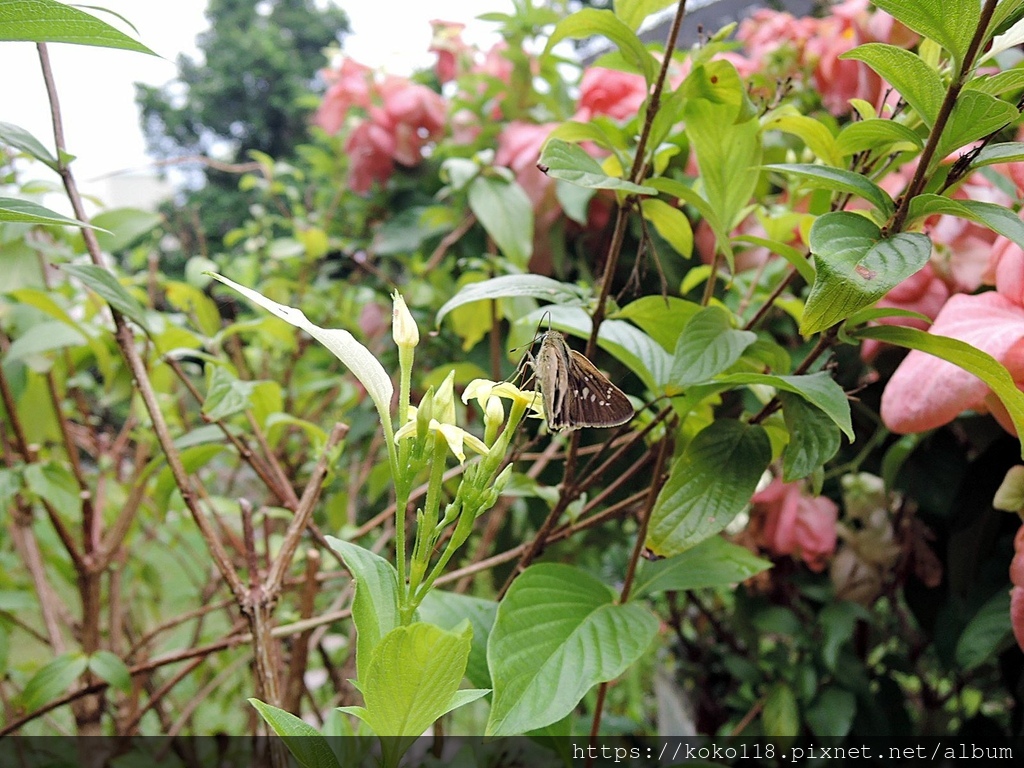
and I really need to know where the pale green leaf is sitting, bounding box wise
[646,420,771,556]
[468,176,533,268]
[632,536,772,598]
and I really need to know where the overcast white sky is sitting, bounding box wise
[0,0,507,198]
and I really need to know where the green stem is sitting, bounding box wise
[407,434,450,601]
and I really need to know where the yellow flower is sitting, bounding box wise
[395,415,488,463]
[462,379,544,419]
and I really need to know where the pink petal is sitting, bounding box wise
[881,292,1024,433]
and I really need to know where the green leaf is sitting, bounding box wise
[834,119,924,156]
[87,651,131,693]
[801,212,931,335]
[965,69,1024,97]
[0,121,58,168]
[486,564,657,736]
[685,94,761,233]
[0,0,156,54]
[249,699,342,768]
[967,141,1024,170]
[763,682,800,737]
[871,0,978,66]
[210,274,394,429]
[855,325,1024,449]
[646,420,772,556]
[764,164,894,215]
[538,139,656,195]
[806,688,857,738]
[346,622,485,765]
[907,194,1024,252]
[955,590,1012,669]
[417,591,497,690]
[203,366,257,422]
[3,320,86,369]
[670,305,757,386]
[647,176,732,262]
[840,44,943,126]
[325,537,400,683]
[436,274,587,326]
[780,393,842,482]
[934,90,1021,164]
[153,445,225,511]
[765,113,843,167]
[818,602,863,671]
[614,0,675,31]
[615,296,701,351]
[19,652,88,710]
[632,536,772,598]
[23,462,81,518]
[468,176,533,268]
[89,208,163,253]
[715,371,854,440]
[61,263,150,333]
[544,8,658,81]
[639,198,693,258]
[732,234,816,284]
[0,197,100,228]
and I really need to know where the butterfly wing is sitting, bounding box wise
[561,349,634,430]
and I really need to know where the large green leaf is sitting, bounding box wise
[435,274,588,326]
[763,682,800,736]
[61,263,151,333]
[417,590,497,690]
[325,537,400,682]
[780,392,842,481]
[764,113,843,167]
[646,420,771,556]
[639,198,693,258]
[834,119,924,157]
[467,176,533,268]
[486,564,657,735]
[715,371,854,440]
[0,197,99,228]
[249,699,342,768]
[670,305,757,386]
[764,164,894,216]
[341,622,485,765]
[3,320,86,370]
[203,366,258,421]
[614,0,676,31]
[955,590,1012,669]
[801,212,931,335]
[0,0,156,54]
[544,8,658,81]
[19,652,88,710]
[806,688,856,738]
[871,0,978,66]
[89,208,163,253]
[631,536,772,598]
[538,139,655,194]
[0,122,58,168]
[615,296,702,351]
[934,90,1021,164]
[856,325,1024,453]
[966,141,1024,171]
[24,461,81,518]
[840,44,943,126]
[686,91,761,234]
[907,194,1024,252]
[210,275,393,428]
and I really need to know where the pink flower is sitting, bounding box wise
[1011,525,1024,652]
[929,175,1016,292]
[378,77,447,166]
[315,58,374,134]
[428,20,469,84]
[574,67,648,121]
[345,121,396,194]
[495,121,558,211]
[880,285,1024,435]
[752,478,839,572]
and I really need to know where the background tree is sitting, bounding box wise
[136,0,350,247]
